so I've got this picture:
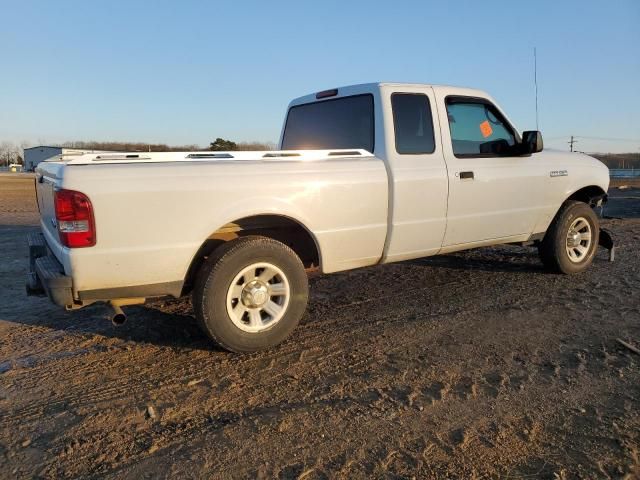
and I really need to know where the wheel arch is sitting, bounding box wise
[564,185,607,207]
[534,185,607,241]
[182,214,321,295]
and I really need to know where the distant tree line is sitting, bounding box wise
[590,153,640,169]
[0,141,26,166]
[0,138,276,167]
[60,139,275,152]
[60,141,202,152]
[209,138,275,151]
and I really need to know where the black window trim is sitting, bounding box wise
[445,95,521,159]
[281,93,375,154]
[391,92,436,155]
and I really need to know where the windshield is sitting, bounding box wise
[281,94,374,152]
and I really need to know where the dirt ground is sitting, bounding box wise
[0,174,638,479]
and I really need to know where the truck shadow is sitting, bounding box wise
[101,302,223,351]
[3,231,612,353]
[408,248,545,274]
[2,296,224,353]
[4,250,539,353]
[4,246,555,352]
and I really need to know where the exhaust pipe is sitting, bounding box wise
[105,298,144,326]
[107,302,127,326]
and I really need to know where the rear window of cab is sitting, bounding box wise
[281,94,374,152]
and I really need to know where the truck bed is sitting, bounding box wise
[35,148,389,302]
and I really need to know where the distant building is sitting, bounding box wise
[23,146,114,171]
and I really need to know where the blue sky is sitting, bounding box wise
[1,0,639,153]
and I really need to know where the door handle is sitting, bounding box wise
[459,171,474,180]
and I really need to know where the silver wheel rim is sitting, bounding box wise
[226,262,290,333]
[565,216,592,263]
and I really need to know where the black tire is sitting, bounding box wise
[538,200,600,274]
[193,236,309,353]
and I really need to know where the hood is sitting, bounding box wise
[536,148,609,172]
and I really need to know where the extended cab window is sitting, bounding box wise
[281,94,374,152]
[446,98,516,157]
[392,93,435,154]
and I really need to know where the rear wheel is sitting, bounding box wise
[193,236,309,353]
[538,201,599,274]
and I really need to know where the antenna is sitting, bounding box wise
[534,47,539,130]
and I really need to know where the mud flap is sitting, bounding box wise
[599,228,615,262]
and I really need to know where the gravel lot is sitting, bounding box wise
[0,173,638,479]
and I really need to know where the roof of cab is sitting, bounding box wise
[287,82,490,108]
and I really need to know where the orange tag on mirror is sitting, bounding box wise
[479,120,493,138]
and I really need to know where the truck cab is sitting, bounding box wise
[281,83,607,262]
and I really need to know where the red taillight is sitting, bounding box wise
[54,189,96,248]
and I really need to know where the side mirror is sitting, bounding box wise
[522,130,543,154]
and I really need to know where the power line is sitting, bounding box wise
[544,136,570,141]
[545,135,640,143]
[568,135,577,152]
[574,136,640,143]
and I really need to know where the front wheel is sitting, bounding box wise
[538,200,600,274]
[193,236,309,353]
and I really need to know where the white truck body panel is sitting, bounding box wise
[37,150,388,296]
[34,82,610,305]
[378,84,449,263]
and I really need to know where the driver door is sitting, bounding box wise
[435,92,547,247]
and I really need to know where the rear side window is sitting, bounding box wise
[281,94,374,152]
[392,93,435,154]
[446,99,516,156]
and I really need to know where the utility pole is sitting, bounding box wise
[568,135,577,152]
[533,47,539,131]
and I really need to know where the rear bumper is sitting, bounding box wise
[26,232,74,307]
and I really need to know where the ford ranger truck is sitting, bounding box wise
[27,83,613,353]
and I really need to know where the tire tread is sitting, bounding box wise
[538,200,599,274]
[192,236,308,352]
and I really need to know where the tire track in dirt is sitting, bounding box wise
[97,321,638,479]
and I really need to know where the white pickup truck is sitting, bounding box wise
[28,83,614,352]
